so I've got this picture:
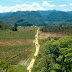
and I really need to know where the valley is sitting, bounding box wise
[0,10,72,72]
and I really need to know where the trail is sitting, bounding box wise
[27,29,40,72]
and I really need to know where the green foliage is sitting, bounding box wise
[11,23,18,31]
[40,25,72,35]
[0,21,9,30]
[7,65,27,72]
[0,61,9,70]
[32,36,72,72]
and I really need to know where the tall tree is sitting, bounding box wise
[14,23,17,31]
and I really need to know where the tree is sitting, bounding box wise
[11,23,18,31]
[0,25,2,28]
[14,23,17,31]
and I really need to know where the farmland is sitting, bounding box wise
[0,27,37,72]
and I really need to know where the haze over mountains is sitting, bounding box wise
[0,10,72,26]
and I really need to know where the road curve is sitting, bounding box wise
[27,29,40,72]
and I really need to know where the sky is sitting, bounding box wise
[0,0,72,13]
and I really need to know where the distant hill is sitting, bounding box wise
[0,10,72,26]
[67,11,72,15]
[47,11,72,21]
[37,10,57,16]
[0,11,46,26]
[0,21,9,30]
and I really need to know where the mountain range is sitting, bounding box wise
[0,10,72,26]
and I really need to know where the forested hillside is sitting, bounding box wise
[0,10,72,26]
[0,11,45,26]
[47,11,71,21]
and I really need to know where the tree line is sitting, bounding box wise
[40,25,72,34]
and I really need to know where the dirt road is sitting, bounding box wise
[27,29,40,72]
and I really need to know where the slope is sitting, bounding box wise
[1,11,46,26]
[47,11,72,21]
[0,21,9,30]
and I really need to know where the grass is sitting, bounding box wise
[0,27,37,72]
[0,30,35,40]
[0,45,31,60]
[7,65,27,72]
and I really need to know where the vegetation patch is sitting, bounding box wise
[32,36,72,72]
[40,25,72,35]
[0,27,37,72]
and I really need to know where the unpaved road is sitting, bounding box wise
[27,29,40,72]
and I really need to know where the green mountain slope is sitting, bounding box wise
[47,11,72,21]
[0,10,72,26]
[1,11,46,26]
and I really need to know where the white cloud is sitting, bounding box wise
[59,4,67,7]
[70,3,72,6]
[42,1,55,7]
[0,3,46,13]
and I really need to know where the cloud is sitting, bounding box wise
[70,3,72,6]
[0,3,46,13]
[59,4,67,7]
[42,1,55,7]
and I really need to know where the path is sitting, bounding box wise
[27,29,40,72]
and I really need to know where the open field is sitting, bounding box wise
[39,25,72,40]
[0,27,37,72]
[39,31,67,40]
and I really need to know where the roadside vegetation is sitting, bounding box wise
[32,36,72,72]
[40,25,72,35]
[32,25,72,72]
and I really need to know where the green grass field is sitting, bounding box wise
[0,29,35,40]
[0,27,37,72]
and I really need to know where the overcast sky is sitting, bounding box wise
[0,0,72,13]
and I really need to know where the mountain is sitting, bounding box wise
[47,11,72,21]
[0,12,14,21]
[0,21,9,30]
[37,10,57,16]
[67,11,72,15]
[0,10,72,26]
[0,11,46,26]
